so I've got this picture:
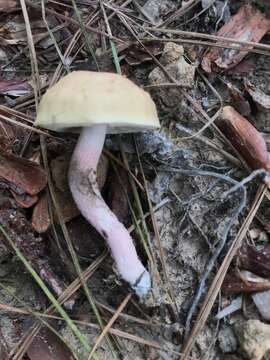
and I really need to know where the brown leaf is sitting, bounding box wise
[0,152,47,195]
[32,192,50,233]
[0,119,28,151]
[239,244,270,278]
[217,106,270,174]
[27,326,73,360]
[202,4,270,72]
[222,272,270,294]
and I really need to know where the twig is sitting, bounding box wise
[146,27,270,53]
[10,251,107,359]
[222,169,269,198]
[134,138,179,318]
[160,166,247,337]
[88,294,132,359]
[181,184,267,359]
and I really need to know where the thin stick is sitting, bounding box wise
[88,294,132,359]
[180,184,267,359]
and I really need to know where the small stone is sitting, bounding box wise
[160,42,184,66]
[218,326,237,353]
[149,42,195,89]
[234,319,270,360]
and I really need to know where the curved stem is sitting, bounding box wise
[68,125,151,296]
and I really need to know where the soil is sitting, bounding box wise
[0,1,270,360]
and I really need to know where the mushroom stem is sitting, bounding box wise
[68,125,151,296]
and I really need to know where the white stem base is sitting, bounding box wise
[68,125,151,296]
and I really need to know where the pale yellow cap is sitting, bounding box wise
[35,71,160,134]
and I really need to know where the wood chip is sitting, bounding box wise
[202,4,270,72]
[0,152,47,195]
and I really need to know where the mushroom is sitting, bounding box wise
[35,71,160,296]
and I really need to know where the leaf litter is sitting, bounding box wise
[1,1,270,360]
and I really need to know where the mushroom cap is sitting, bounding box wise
[35,71,160,134]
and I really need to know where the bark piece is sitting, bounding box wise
[217,106,270,175]
[222,272,270,294]
[0,152,47,195]
[202,5,270,72]
[239,244,270,278]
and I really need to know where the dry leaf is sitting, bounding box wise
[222,272,270,294]
[0,152,47,195]
[202,4,270,72]
[32,192,50,233]
[239,244,270,278]
[217,106,270,174]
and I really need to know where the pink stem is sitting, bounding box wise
[68,125,150,296]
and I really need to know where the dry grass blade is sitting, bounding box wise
[135,139,179,317]
[0,283,80,359]
[11,251,107,359]
[41,0,70,73]
[70,0,99,70]
[0,302,194,359]
[181,184,267,359]
[25,0,123,43]
[119,141,154,264]
[116,13,241,165]
[160,0,201,27]
[88,294,132,359]
[19,0,40,109]
[104,149,145,191]
[147,27,270,53]
[0,226,93,359]
[0,105,34,123]
[0,114,52,136]
[40,138,116,359]
[142,37,270,57]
